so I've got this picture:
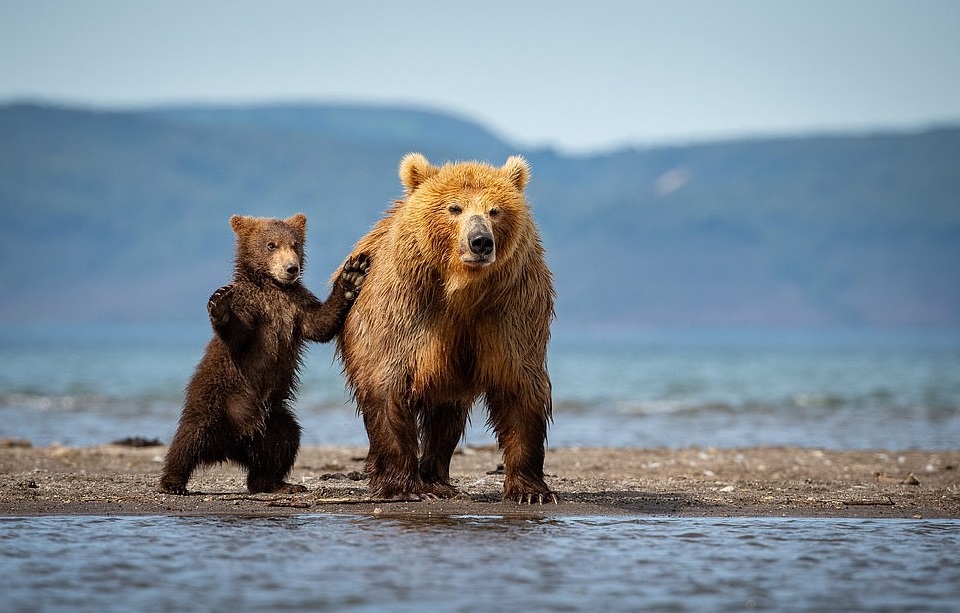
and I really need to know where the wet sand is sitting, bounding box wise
[1,443,958,518]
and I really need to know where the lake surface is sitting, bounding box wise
[1,323,958,449]
[2,324,959,611]
[1,514,958,612]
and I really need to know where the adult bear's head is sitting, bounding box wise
[396,153,533,282]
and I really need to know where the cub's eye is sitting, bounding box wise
[266,242,277,251]
[489,207,501,218]
[447,204,462,215]
[292,242,299,250]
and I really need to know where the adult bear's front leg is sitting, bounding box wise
[361,390,425,500]
[418,401,470,498]
[487,379,558,504]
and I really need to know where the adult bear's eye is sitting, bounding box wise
[489,207,501,218]
[447,204,462,215]
[267,242,277,251]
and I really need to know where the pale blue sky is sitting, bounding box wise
[2,0,959,153]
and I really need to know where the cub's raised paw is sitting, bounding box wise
[341,254,371,301]
[207,284,235,323]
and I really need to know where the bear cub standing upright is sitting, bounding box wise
[158,213,368,495]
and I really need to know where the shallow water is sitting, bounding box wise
[3,328,958,610]
[1,324,958,449]
[1,514,958,612]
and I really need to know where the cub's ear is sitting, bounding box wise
[502,155,530,191]
[286,213,307,236]
[230,214,253,236]
[399,152,438,195]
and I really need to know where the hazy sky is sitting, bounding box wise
[2,1,959,153]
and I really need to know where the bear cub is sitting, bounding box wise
[158,213,368,495]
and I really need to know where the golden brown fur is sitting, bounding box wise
[337,154,556,502]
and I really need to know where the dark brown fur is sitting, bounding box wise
[158,213,368,495]
[336,155,556,503]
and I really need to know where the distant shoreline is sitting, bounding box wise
[2,444,957,519]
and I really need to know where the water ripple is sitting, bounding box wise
[2,515,958,612]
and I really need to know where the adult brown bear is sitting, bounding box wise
[337,154,556,503]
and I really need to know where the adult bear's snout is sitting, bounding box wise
[467,215,495,257]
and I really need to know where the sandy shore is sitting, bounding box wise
[1,443,958,518]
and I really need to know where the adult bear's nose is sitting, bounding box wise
[469,232,494,257]
[467,215,495,257]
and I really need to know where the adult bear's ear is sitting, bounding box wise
[399,152,437,195]
[502,155,530,191]
[286,213,307,236]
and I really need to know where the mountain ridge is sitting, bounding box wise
[2,101,958,326]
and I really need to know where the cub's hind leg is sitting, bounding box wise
[245,404,306,494]
[159,416,228,495]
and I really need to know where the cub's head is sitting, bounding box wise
[230,213,307,285]
[398,153,532,277]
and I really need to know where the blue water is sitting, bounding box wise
[1,323,958,449]
[1,515,958,612]
[2,324,959,611]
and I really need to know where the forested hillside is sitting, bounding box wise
[2,102,958,326]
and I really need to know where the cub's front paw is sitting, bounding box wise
[207,284,235,324]
[340,254,370,301]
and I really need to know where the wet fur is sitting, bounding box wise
[159,214,367,495]
[337,155,556,502]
